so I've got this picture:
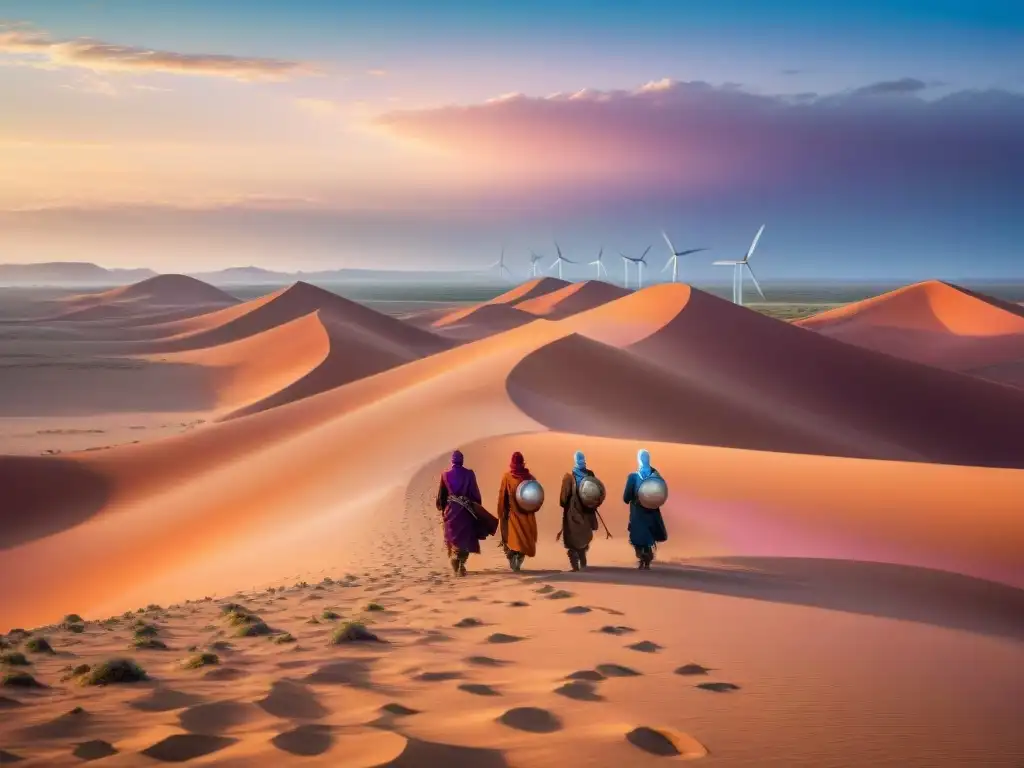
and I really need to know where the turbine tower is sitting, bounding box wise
[661,230,708,283]
[549,241,577,281]
[621,245,652,289]
[589,246,609,279]
[713,224,766,305]
[528,252,544,278]
[488,247,512,281]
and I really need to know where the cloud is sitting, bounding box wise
[0,24,319,82]
[374,78,1024,197]
[366,68,387,77]
[851,77,929,96]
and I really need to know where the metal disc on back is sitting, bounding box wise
[636,475,668,509]
[515,479,545,512]
[577,476,606,508]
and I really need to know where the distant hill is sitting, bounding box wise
[0,262,156,286]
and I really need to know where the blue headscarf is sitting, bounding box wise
[572,451,587,484]
[637,449,653,480]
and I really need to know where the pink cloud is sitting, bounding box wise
[375,79,1024,195]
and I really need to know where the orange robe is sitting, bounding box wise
[496,472,539,558]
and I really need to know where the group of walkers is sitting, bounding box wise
[434,448,668,576]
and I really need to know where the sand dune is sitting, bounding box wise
[1,279,1022,767]
[58,274,237,311]
[433,277,569,328]
[510,284,1024,469]
[515,280,630,319]
[796,280,1024,386]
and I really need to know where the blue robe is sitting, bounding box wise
[623,468,668,549]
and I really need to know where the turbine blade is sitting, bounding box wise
[640,244,652,260]
[712,260,741,265]
[745,262,766,298]
[662,256,673,272]
[678,248,708,256]
[745,224,765,261]
[555,241,563,260]
[549,259,560,270]
[661,230,676,255]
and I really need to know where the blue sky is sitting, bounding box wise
[0,0,1021,280]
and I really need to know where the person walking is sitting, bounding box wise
[557,450,605,570]
[435,450,485,576]
[496,451,540,572]
[622,448,667,569]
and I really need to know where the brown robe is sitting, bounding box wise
[559,470,600,551]
[496,472,539,558]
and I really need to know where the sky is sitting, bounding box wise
[0,0,1022,281]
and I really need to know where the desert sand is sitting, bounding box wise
[797,280,1024,388]
[1,275,1022,766]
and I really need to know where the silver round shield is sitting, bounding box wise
[636,475,668,509]
[515,479,545,512]
[577,476,606,509]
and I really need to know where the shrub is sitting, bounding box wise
[1,652,30,666]
[208,641,232,651]
[60,664,91,681]
[182,653,218,670]
[2,671,42,688]
[63,614,84,624]
[321,610,340,621]
[133,623,159,638]
[272,633,295,644]
[365,602,385,612]
[82,659,147,685]
[132,637,168,650]
[329,622,381,644]
[62,622,85,634]
[234,621,271,638]
[24,637,54,654]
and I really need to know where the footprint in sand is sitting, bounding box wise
[129,689,204,713]
[593,606,626,616]
[72,740,118,760]
[554,681,604,702]
[563,605,592,615]
[698,682,741,693]
[141,734,237,762]
[675,664,711,676]
[486,633,525,644]
[597,625,636,636]
[204,667,248,682]
[256,680,329,720]
[304,659,379,689]
[0,697,23,710]
[465,656,509,667]
[0,750,24,763]
[272,724,333,757]
[566,669,605,681]
[508,601,529,608]
[380,702,420,717]
[497,707,563,734]
[179,700,263,735]
[627,641,662,653]
[595,664,641,678]
[626,726,708,758]
[413,671,463,682]
[458,683,501,696]
[453,617,484,628]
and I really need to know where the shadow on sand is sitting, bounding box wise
[540,557,1024,643]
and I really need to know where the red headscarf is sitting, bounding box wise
[509,451,531,481]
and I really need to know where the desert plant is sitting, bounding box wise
[234,620,271,638]
[132,637,168,650]
[182,653,219,670]
[321,577,334,585]
[133,623,159,638]
[2,671,42,688]
[208,640,232,651]
[365,602,385,612]
[62,622,85,634]
[1,651,30,666]
[321,610,340,620]
[272,633,295,644]
[60,664,91,681]
[24,637,54,654]
[329,622,381,644]
[82,659,147,685]
[63,613,84,624]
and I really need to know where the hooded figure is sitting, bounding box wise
[559,450,601,570]
[435,450,484,576]
[496,451,540,572]
[622,448,668,569]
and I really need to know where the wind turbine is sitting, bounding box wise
[549,241,577,281]
[661,231,708,283]
[488,247,512,281]
[621,246,652,289]
[713,224,766,305]
[528,252,544,278]
[589,246,609,279]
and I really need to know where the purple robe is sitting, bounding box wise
[437,463,483,554]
